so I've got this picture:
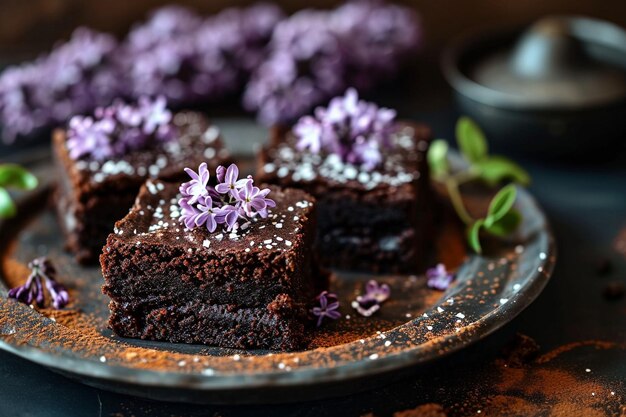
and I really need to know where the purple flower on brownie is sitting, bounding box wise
[8,257,69,310]
[426,263,455,291]
[293,88,397,171]
[179,162,275,233]
[311,291,341,327]
[66,96,176,161]
[352,280,391,317]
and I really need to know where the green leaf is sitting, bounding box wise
[475,156,531,187]
[0,164,38,191]
[485,209,522,237]
[427,139,449,178]
[0,188,16,218]
[485,184,517,226]
[456,116,488,163]
[467,219,485,253]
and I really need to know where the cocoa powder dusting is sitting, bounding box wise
[474,335,626,417]
[394,403,447,417]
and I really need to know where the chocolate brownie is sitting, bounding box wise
[101,180,319,350]
[53,111,231,264]
[257,122,432,273]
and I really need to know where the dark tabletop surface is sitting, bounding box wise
[1,64,625,416]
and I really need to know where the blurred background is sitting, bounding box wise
[2,0,626,51]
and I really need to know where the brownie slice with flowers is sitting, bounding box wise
[53,96,231,264]
[257,89,432,273]
[101,163,319,350]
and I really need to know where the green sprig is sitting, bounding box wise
[0,164,38,218]
[427,117,530,253]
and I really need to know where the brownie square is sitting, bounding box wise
[256,122,432,273]
[53,111,231,264]
[101,180,319,351]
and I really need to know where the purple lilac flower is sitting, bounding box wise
[237,180,275,218]
[243,1,422,125]
[212,3,285,73]
[332,1,421,89]
[0,28,120,142]
[178,163,275,233]
[181,162,210,205]
[311,291,341,327]
[351,280,391,317]
[426,264,455,291]
[215,164,250,198]
[293,88,397,170]
[126,5,202,51]
[194,196,220,233]
[216,204,240,230]
[66,96,176,161]
[120,5,247,106]
[179,198,201,230]
[8,258,69,309]
[243,10,346,126]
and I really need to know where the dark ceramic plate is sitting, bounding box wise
[0,123,555,404]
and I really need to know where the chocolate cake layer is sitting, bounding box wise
[109,294,306,351]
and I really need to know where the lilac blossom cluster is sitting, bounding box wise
[243,0,421,125]
[351,280,391,317]
[0,28,120,142]
[311,291,341,327]
[212,3,285,73]
[426,264,456,291]
[179,163,275,233]
[8,258,69,310]
[66,96,176,161]
[119,3,284,105]
[332,0,421,89]
[243,10,346,125]
[0,1,419,141]
[293,88,397,170]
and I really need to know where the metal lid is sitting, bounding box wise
[444,16,626,110]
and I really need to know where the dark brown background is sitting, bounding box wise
[2,0,626,52]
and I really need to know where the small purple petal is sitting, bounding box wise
[426,264,455,291]
[7,257,69,310]
[310,290,341,327]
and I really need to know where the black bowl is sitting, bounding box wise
[442,18,626,159]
